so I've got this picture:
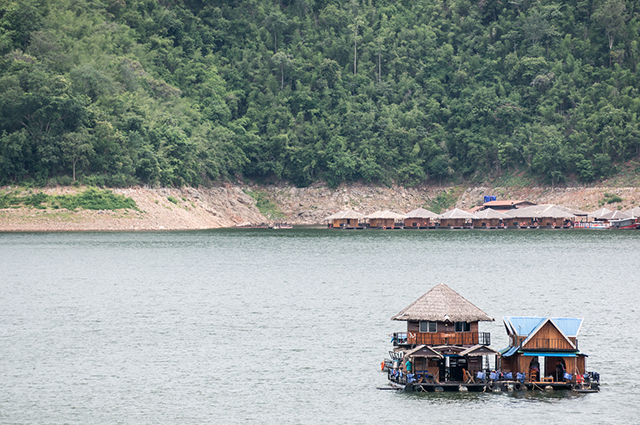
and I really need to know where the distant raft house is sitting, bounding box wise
[438,208,475,228]
[324,210,365,229]
[404,208,439,228]
[504,205,579,228]
[366,211,406,229]
[471,208,509,229]
[324,199,639,230]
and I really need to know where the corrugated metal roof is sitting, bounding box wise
[504,317,545,336]
[550,317,583,337]
[504,316,583,337]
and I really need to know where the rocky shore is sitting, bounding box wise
[1,183,639,231]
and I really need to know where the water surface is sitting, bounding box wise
[1,229,638,424]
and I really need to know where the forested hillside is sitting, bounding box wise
[1,0,639,188]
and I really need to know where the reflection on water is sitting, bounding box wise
[0,229,638,424]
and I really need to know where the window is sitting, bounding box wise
[419,321,437,333]
[455,321,470,332]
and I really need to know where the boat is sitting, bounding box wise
[381,284,600,393]
[608,217,639,229]
[269,222,293,229]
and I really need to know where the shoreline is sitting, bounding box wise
[1,184,639,232]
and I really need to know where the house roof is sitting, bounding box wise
[472,208,509,219]
[404,345,443,359]
[323,210,364,220]
[505,204,576,219]
[439,208,476,219]
[626,206,640,218]
[588,207,612,218]
[600,210,631,220]
[404,208,439,219]
[391,283,494,322]
[483,200,531,208]
[459,345,502,357]
[503,316,583,337]
[365,210,406,219]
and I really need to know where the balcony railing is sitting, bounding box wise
[393,332,491,347]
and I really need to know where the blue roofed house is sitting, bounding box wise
[500,316,588,383]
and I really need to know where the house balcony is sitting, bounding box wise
[393,331,491,347]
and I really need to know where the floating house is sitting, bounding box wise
[383,287,601,392]
[366,211,406,228]
[505,204,576,228]
[404,208,439,228]
[499,316,598,390]
[324,210,364,229]
[386,284,498,391]
[472,208,508,229]
[438,208,475,228]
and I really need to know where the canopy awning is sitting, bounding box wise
[500,345,519,357]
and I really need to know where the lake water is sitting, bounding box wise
[1,228,638,424]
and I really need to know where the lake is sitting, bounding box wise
[1,228,638,424]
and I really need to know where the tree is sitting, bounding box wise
[592,0,628,57]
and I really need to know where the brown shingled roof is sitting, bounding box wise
[391,283,494,322]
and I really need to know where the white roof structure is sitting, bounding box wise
[365,210,407,219]
[438,208,476,219]
[323,210,364,220]
[404,208,439,219]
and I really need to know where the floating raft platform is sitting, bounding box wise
[387,380,599,393]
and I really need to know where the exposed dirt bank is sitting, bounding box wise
[1,183,639,231]
[0,186,266,231]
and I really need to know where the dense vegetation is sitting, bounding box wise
[0,187,137,210]
[1,0,639,188]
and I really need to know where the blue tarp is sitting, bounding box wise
[521,352,578,357]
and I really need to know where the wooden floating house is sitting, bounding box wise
[438,208,475,229]
[384,285,601,393]
[386,283,499,392]
[366,210,406,229]
[404,208,439,228]
[324,210,365,229]
[471,208,508,229]
[499,316,599,391]
[504,204,577,228]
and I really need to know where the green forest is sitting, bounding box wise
[0,0,639,188]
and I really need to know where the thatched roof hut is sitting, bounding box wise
[404,208,438,227]
[366,210,406,228]
[505,204,576,226]
[391,283,494,323]
[324,210,364,228]
[472,208,508,228]
[405,208,439,219]
[438,208,476,228]
[626,207,640,218]
[588,207,612,219]
[600,210,631,220]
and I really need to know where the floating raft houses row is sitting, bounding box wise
[382,284,600,393]
[327,201,640,230]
